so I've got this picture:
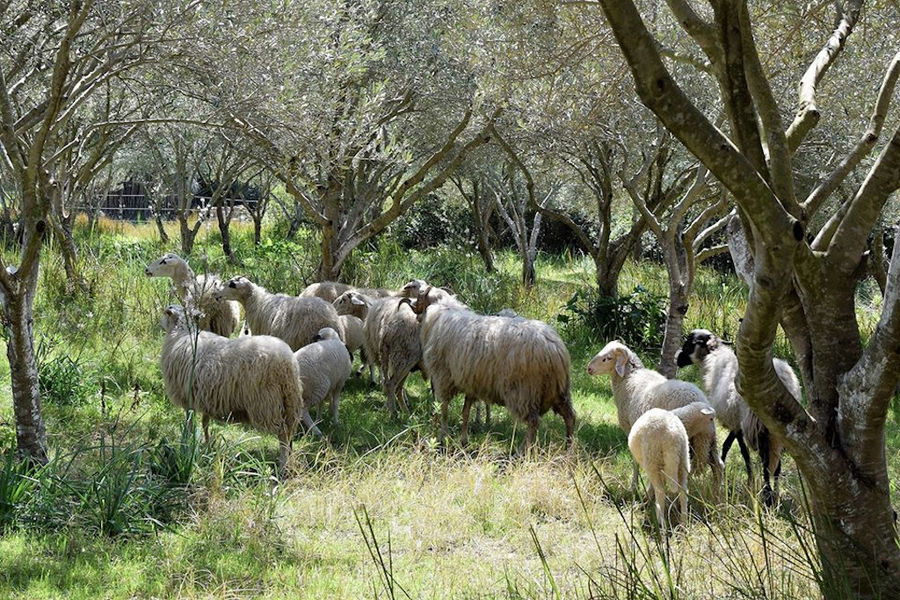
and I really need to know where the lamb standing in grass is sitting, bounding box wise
[214,276,344,351]
[669,401,722,492]
[294,327,352,432]
[159,305,302,473]
[676,329,801,504]
[146,253,240,337]
[420,302,575,449]
[628,408,690,529]
[587,341,723,490]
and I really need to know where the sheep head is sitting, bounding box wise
[161,304,185,332]
[400,279,428,298]
[587,341,639,378]
[675,329,718,368]
[145,253,187,278]
[313,327,341,342]
[333,290,369,315]
[215,276,254,302]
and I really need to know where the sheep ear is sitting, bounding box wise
[701,407,715,416]
[614,351,628,377]
[351,296,365,306]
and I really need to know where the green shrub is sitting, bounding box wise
[36,336,97,406]
[559,286,667,353]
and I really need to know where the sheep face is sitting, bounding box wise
[145,253,184,277]
[216,276,253,302]
[333,291,368,314]
[587,341,636,377]
[161,304,185,332]
[400,279,427,298]
[675,329,718,368]
[313,327,340,342]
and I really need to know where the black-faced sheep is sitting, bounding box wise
[629,408,690,529]
[146,253,240,337]
[587,341,723,490]
[159,305,302,473]
[676,329,801,505]
[420,303,575,449]
[214,276,344,351]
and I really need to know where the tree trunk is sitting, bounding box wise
[178,211,201,256]
[4,293,47,464]
[253,215,262,246]
[215,203,236,264]
[658,283,688,378]
[475,224,495,272]
[155,211,169,243]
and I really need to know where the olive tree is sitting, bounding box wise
[597,0,900,595]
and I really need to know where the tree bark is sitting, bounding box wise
[215,202,236,264]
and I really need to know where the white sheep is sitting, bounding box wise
[159,305,302,473]
[339,314,367,372]
[420,302,575,449]
[145,253,240,337]
[293,327,352,432]
[333,291,376,384]
[669,401,723,492]
[400,279,467,312]
[676,329,801,504]
[587,341,723,489]
[364,296,425,416]
[214,276,344,351]
[628,408,690,529]
[300,281,353,303]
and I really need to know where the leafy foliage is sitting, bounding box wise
[559,286,667,353]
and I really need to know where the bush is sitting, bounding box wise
[36,335,97,406]
[559,286,667,353]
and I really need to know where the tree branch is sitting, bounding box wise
[804,50,900,221]
[785,1,864,153]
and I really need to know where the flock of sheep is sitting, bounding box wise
[145,252,802,529]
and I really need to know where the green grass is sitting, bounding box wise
[0,218,888,598]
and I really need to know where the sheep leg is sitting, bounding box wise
[678,461,689,524]
[708,438,724,497]
[522,413,539,453]
[440,397,450,443]
[276,427,291,478]
[773,458,782,497]
[553,401,576,449]
[301,409,324,438]
[460,396,474,446]
[473,402,483,429]
[758,429,775,507]
[330,390,341,426]
[201,413,211,444]
[721,430,737,463]
[648,479,666,531]
[735,431,754,484]
[485,403,491,428]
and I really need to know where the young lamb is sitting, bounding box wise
[676,329,802,505]
[628,408,690,530]
[159,305,302,473]
[294,327,352,432]
[420,302,575,449]
[587,341,723,490]
[214,276,344,351]
[145,253,240,337]
[669,401,723,492]
[300,281,353,303]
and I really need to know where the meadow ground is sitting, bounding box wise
[0,218,894,599]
